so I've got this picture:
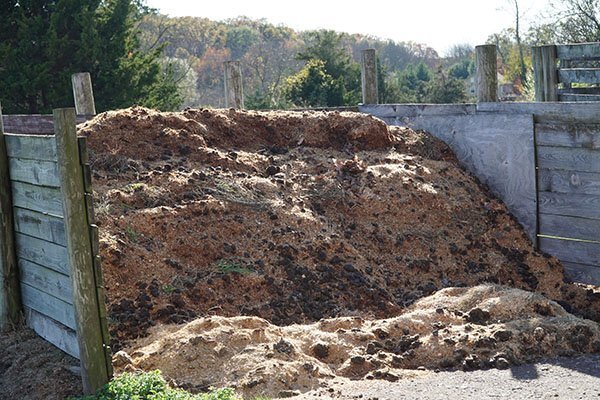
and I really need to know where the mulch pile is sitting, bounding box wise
[78,107,599,351]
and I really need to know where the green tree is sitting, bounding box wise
[283,59,344,107]
[425,68,468,103]
[0,0,181,114]
[286,30,360,107]
[226,25,259,59]
[392,62,432,102]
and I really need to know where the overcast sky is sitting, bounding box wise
[145,0,550,55]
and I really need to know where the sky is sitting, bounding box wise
[145,0,551,55]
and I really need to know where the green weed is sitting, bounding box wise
[162,284,176,294]
[124,225,141,242]
[215,259,253,275]
[71,370,240,399]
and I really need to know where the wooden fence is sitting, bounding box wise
[360,102,600,286]
[0,106,111,393]
[533,42,600,102]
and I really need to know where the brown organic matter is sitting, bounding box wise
[76,107,599,395]
[122,285,600,398]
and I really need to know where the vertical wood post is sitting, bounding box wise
[71,73,97,116]
[361,49,379,104]
[0,103,21,331]
[54,108,110,393]
[224,61,244,109]
[541,45,558,102]
[476,45,498,103]
[532,46,544,101]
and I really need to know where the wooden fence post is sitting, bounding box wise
[71,73,97,116]
[54,108,110,393]
[541,45,558,102]
[532,46,544,101]
[0,103,21,331]
[224,61,244,109]
[476,45,498,103]
[361,49,379,104]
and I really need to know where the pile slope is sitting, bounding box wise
[78,107,599,348]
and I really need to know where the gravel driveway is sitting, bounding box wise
[294,354,600,399]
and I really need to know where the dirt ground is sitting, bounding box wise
[0,326,82,399]
[295,354,600,399]
[2,108,599,399]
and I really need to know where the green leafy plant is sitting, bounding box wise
[72,371,239,399]
[162,284,176,294]
[124,225,141,243]
[215,259,253,275]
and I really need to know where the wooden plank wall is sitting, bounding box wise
[3,132,80,357]
[2,111,111,393]
[556,43,600,102]
[536,120,600,285]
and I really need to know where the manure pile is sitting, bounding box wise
[79,107,599,397]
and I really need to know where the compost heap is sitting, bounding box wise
[79,107,600,396]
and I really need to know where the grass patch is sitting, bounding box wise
[215,258,254,275]
[72,371,239,400]
[125,225,141,242]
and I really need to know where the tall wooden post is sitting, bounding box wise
[532,46,544,101]
[0,103,21,331]
[476,45,498,103]
[71,73,97,116]
[224,61,244,109]
[54,108,110,393]
[541,45,558,102]
[361,49,379,104]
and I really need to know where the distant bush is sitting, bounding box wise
[73,370,239,400]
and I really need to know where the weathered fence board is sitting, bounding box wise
[538,169,600,195]
[19,259,73,303]
[14,207,66,246]
[539,214,600,242]
[537,146,600,173]
[11,181,64,217]
[559,87,600,95]
[539,237,600,267]
[8,158,61,187]
[5,134,57,161]
[25,307,79,359]
[562,261,600,286]
[535,122,600,148]
[0,104,20,330]
[54,108,111,392]
[2,115,89,135]
[21,283,76,330]
[559,69,600,85]
[557,43,600,60]
[477,102,600,123]
[360,104,476,118]
[559,94,600,102]
[15,233,69,275]
[538,192,600,220]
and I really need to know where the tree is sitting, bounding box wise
[425,68,468,104]
[283,59,345,107]
[226,25,259,59]
[526,0,600,44]
[285,30,360,107]
[0,0,181,114]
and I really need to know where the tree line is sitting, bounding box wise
[2,0,599,113]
